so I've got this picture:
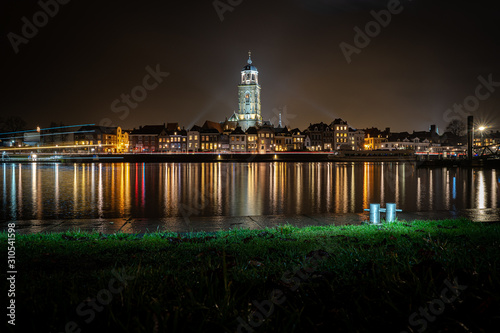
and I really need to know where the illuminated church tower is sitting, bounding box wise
[235,51,262,130]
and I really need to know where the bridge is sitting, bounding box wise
[473,144,499,159]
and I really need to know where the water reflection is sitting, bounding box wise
[54,164,59,216]
[477,171,486,209]
[0,162,498,221]
[11,164,16,220]
[492,169,497,208]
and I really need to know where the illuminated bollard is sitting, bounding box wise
[385,203,402,222]
[364,203,385,225]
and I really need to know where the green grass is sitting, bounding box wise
[2,219,500,332]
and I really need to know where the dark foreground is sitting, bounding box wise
[2,219,500,332]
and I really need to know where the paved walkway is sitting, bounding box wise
[2,214,361,235]
[1,209,498,234]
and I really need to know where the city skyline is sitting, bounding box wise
[3,2,500,332]
[2,0,500,133]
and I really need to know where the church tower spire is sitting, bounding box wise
[236,51,262,130]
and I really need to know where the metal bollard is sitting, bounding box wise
[385,203,402,222]
[364,203,385,224]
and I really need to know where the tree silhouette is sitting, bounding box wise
[445,119,465,136]
[0,116,27,133]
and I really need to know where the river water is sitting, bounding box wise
[0,162,499,223]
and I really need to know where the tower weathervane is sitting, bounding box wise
[248,51,252,65]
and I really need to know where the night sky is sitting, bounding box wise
[2,0,500,133]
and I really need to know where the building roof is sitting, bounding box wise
[230,127,245,135]
[168,129,187,136]
[188,125,203,132]
[130,125,165,135]
[242,52,258,71]
[242,64,258,71]
[274,127,291,136]
[387,132,410,141]
[412,131,431,138]
[200,128,220,134]
[202,120,223,133]
[166,123,179,131]
[331,118,347,125]
[307,122,329,132]
[246,126,258,135]
[228,112,239,122]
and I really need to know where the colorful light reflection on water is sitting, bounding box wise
[0,162,498,221]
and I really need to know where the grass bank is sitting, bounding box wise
[2,219,499,332]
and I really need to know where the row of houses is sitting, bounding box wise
[6,119,499,155]
[126,118,366,153]
[68,118,363,153]
[306,119,365,151]
[128,122,308,153]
